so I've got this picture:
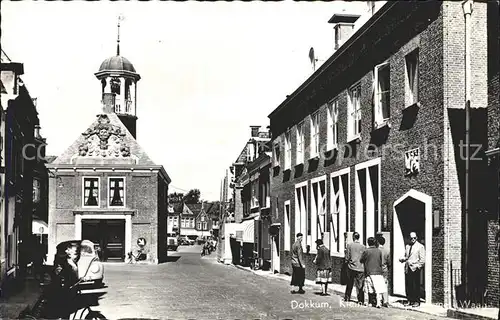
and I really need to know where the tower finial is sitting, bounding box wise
[117,14,124,56]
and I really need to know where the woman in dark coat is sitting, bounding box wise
[313,239,332,296]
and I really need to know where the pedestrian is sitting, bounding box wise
[32,236,46,284]
[344,232,366,303]
[290,233,305,294]
[360,237,386,308]
[376,235,391,307]
[399,231,425,307]
[313,239,332,296]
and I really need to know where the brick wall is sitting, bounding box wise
[485,0,500,308]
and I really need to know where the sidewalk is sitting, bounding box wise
[232,264,498,320]
[0,276,43,319]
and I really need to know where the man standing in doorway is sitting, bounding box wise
[344,232,366,303]
[290,233,305,294]
[399,231,425,307]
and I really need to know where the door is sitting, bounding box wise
[393,195,426,300]
[82,219,125,262]
[272,234,280,273]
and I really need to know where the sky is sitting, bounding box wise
[2,1,367,201]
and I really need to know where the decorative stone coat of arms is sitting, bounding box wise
[78,114,131,157]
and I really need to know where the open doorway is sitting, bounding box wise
[392,189,432,303]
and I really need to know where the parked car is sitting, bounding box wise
[178,236,195,246]
[167,236,178,251]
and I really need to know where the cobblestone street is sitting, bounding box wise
[90,245,450,320]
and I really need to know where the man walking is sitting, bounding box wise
[376,234,390,307]
[360,237,386,308]
[290,233,305,294]
[344,232,365,303]
[399,231,425,307]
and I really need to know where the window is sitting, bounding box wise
[284,130,292,170]
[295,182,308,248]
[273,141,281,167]
[330,169,350,256]
[284,200,291,251]
[310,177,327,254]
[109,177,125,207]
[327,100,339,150]
[190,218,195,228]
[348,83,362,141]
[33,178,41,203]
[202,222,207,230]
[374,63,390,128]
[310,112,320,158]
[197,222,202,229]
[296,122,304,165]
[355,159,381,245]
[405,50,419,107]
[83,177,99,207]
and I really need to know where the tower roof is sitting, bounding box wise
[98,55,136,73]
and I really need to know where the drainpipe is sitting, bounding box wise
[462,0,473,296]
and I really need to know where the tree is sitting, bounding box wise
[168,192,184,204]
[183,189,201,204]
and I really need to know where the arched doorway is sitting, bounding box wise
[392,189,432,303]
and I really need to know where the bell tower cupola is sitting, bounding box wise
[95,15,141,138]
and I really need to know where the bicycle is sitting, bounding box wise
[127,250,146,263]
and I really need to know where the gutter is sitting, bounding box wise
[462,0,473,296]
[268,1,397,119]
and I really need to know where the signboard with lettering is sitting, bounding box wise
[405,148,420,176]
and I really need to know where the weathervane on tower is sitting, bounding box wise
[117,14,125,56]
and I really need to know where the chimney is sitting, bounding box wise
[250,126,260,138]
[102,93,115,113]
[328,13,361,50]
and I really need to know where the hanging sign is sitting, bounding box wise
[405,148,420,176]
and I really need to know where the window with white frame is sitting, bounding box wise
[348,83,362,141]
[284,130,292,170]
[273,141,281,167]
[355,159,381,245]
[190,218,195,228]
[109,177,125,207]
[197,222,202,229]
[296,122,304,165]
[330,169,350,256]
[83,177,99,207]
[310,112,320,158]
[284,201,291,251]
[295,182,308,248]
[374,63,390,128]
[310,177,327,254]
[202,222,207,230]
[327,100,339,150]
[405,50,419,107]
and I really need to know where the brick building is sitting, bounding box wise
[268,0,496,308]
[46,41,171,264]
[484,0,500,308]
[1,49,49,290]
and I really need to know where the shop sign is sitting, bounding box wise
[405,148,420,176]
